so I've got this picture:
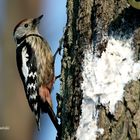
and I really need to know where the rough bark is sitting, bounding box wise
[58,0,94,139]
[59,0,140,140]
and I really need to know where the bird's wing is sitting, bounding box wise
[16,41,40,128]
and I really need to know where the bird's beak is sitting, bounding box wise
[33,15,43,26]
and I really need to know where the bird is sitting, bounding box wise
[13,15,59,130]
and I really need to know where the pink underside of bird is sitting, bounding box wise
[39,76,55,108]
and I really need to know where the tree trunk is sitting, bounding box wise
[58,0,140,140]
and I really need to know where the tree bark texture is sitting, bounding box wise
[59,0,140,140]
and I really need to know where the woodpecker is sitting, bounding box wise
[13,15,59,130]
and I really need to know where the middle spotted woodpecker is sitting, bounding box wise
[13,15,59,130]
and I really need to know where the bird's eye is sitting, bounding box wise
[24,24,28,28]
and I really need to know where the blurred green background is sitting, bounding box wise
[0,0,66,140]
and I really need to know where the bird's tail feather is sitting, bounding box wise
[40,101,60,131]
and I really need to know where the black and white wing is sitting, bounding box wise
[16,41,40,128]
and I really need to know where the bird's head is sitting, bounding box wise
[13,15,43,41]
